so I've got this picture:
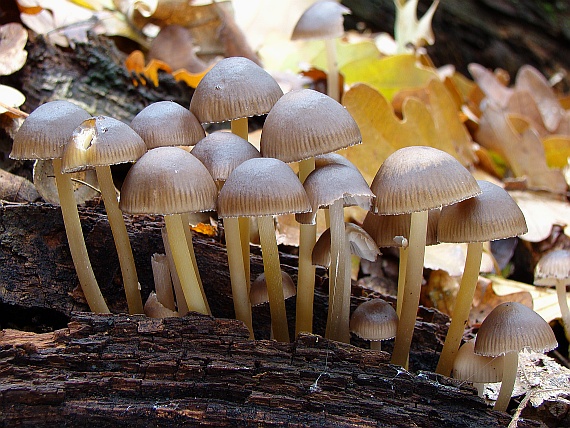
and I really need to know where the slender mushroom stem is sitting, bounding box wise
[181,212,212,315]
[257,215,289,342]
[396,246,409,317]
[151,253,176,311]
[325,199,349,343]
[495,350,519,412]
[163,214,209,315]
[324,38,339,102]
[52,158,109,313]
[391,210,429,368]
[436,241,484,376]
[296,157,317,335]
[370,341,382,351]
[231,117,251,287]
[555,279,570,342]
[161,227,189,315]
[225,216,254,338]
[95,165,143,314]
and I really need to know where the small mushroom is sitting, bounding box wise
[534,249,570,342]
[435,180,527,377]
[371,146,481,368]
[349,298,398,351]
[10,100,109,313]
[218,157,311,342]
[452,339,503,398]
[474,302,557,412]
[62,115,147,314]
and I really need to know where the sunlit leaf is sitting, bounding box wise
[542,135,570,169]
[0,23,28,76]
[172,66,212,89]
[0,85,26,114]
[393,0,439,53]
[341,53,439,101]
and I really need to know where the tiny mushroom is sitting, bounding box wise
[119,146,217,315]
[435,180,528,377]
[371,146,481,368]
[291,0,350,102]
[217,157,311,342]
[534,249,570,342]
[474,302,558,412]
[10,100,109,313]
[62,115,147,314]
[349,298,398,351]
[452,339,504,398]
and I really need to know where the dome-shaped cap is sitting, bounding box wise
[119,146,217,215]
[189,56,283,124]
[371,146,481,215]
[260,89,361,163]
[474,302,558,357]
[296,163,373,224]
[10,100,91,160]
[438,180,528,243]
[534,249,570,286]
[312,222,380,268]
[349,299,398,342]
[314,153,359,170]
[190,131,260,183]
[362,209,440,247]
[62,116,146,173]
[250,271,296,306]
[291,0,350,41]
[130,101,205,149]
[452,340,503,383]
[218,157,311,218]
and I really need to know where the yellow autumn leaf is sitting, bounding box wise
[341,53,439,101]
[542,135,570,169]
[342,82,469,183]
[173,65,214,89]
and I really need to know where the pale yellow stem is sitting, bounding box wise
[555,279,570,342]
[370,341,382,351]
[181,212,211,315]
[436,241,484,376]
[151,253,176,311]
[53,158,109,313]
[325,199,348,343]
[397,246,408,318]
[391,210,428,368]
[296,157,317,335]
[95,165,143,314]
[164,214,209,315]
[161,227,188,315]
[494,350,518,412]
[225,216,254,338]
[258,215,289,342]
[231,117,248,140]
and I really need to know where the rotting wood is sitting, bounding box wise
[0,311,539,427]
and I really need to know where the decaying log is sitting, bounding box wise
[0,202,447,373]
[0,311,538,427]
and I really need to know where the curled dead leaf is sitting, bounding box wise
[0,22,28,76]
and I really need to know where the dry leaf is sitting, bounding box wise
[424,242,494,277]
[0,85,26,114]
[542,135,570,169]
[393,0,439,53]
[0,23,28,76]
[468,63,512,108]
[421,269,459,316]
[342,82,472,183]
[147,24,208,73]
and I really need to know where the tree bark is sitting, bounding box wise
[0,311,537,427]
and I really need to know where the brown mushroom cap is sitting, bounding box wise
[260,89,361,163]
[119,146,217,215]
[474,301,558,357]
[62,116,146,173]
[314,153,359,170]
[189,56,283,124]
[10,100,91,160]
[452,340,503,384]
[217,157,311,218]
[291,0,350,41]
[190,131,261,183]
[362,209,440,247]
[371,146,481,215]
[534,249,570,286]
[250,271,297,306]
[437,180,528,243]
[296,163,374,224]
[130,101,205,149]
[349,298,398,342]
